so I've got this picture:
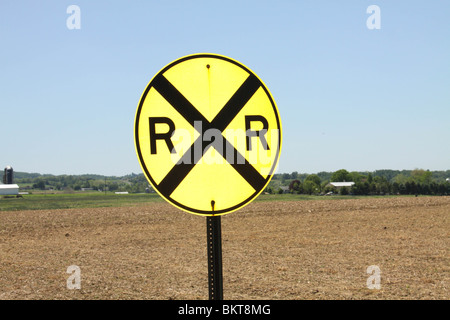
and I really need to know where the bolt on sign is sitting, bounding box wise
[135,53,282,216]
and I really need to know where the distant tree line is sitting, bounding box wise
[267,169,450,196]
[14,172,151,193]
[12,168,450,196]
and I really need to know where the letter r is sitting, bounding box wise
[245,115,270,151]
[149,117,176,154]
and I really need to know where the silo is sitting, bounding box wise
[4,166,14,184]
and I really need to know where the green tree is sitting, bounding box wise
[82,180,91,188]
[289,179,301,192]
[350,172,365,183]
[411,169,432,185]
[303,180,318,195]
[351,182,366,195]
[108,182,119,192]
[305,174,321,186]
[323,184,337,194]
[392,182,400,194]
[33,179,46,190]
[331,169,352,182]
[392,174,408,184]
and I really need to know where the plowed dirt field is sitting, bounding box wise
[0,196,448,299]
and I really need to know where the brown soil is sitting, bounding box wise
[0,196,448,300]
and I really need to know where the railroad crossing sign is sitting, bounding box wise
[135,53,282,216]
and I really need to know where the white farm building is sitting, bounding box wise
[329,182,355,188]
[0,184,19,195]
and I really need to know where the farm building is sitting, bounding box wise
[0,184,20,195]
[327,182,355,188]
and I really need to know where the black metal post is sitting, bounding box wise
[206,213,223,300]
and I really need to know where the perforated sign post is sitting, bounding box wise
[134,53,282,300]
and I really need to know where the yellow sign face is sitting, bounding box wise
[135,53,282,216]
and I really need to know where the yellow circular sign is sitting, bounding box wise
[135,53,282,216]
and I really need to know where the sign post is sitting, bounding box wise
[134,53,282,299]
[207,213,223,300]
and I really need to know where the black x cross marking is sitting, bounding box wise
[151,73,268,197]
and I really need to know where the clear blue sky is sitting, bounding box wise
[1,1,449,176]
